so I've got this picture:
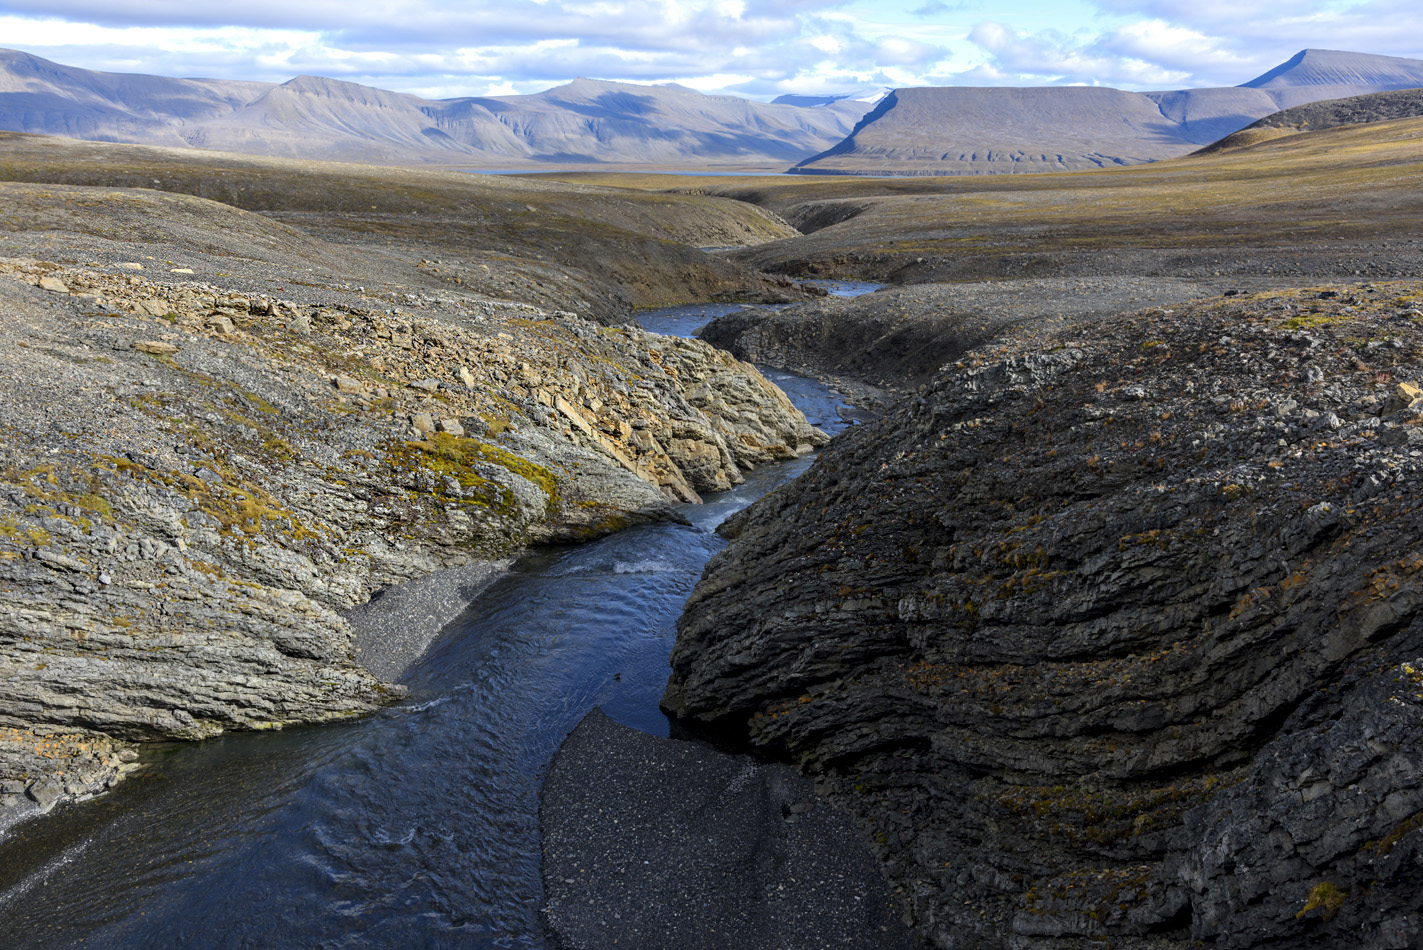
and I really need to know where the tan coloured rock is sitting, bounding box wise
[1386,380,1423,414]
[554,396,597,438]
[666,439,733,492]
[133,340,179,355]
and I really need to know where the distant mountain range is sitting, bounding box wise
[0,48,869,167]
[792,49,1423,175]
[2,47,1421,175]
[771,89,893,109]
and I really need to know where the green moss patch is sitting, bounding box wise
[1281,313,1339,331]
[387,433,562,516]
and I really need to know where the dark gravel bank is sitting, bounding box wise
[541,708,920,950]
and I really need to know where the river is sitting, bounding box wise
[0,291,874,949]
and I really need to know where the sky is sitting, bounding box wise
[1,0,1420,101]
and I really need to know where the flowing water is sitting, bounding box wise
[0,296,877,949]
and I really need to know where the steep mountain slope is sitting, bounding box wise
[1241,47,1423,90]
[436,78,869,164]
[0,49,869,167]
[0,47,268,147]
[792,48,1423,175]
[180,75,475,162]
[796,85,1237,175]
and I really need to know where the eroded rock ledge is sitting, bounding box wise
[699,277,1216,409]
[665,283,1423,948]
[0,256,824,832]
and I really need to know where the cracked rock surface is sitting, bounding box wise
[700,277,1217,409]
[666,282,1423,949]
[0,180,824,833]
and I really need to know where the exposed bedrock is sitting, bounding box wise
[665,282,1423,948]
[699,278,1214,408]
[0,251,825,832]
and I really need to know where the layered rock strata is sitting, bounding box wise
[0,256,824,832]
[666,283,1423,948]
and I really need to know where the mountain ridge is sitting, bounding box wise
[1240,47,1423,88]
[0,48,871,167]
[791,48,1423,176]
[5,46,1422,174]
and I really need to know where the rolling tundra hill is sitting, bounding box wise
[665,110,1423,287]
[0,48,869,168]
[1201,86,1423,153]
[791,48,1423,175]
[0,129,808,319]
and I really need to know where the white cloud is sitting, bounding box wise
[911,1,964,15]
[1098,19,1246,74]
[875,37,946,67]
[964,21,1188,86]
[0,0,848,52]
[0,1,958,97]
[1086,0,1423,85]
[3,0,1422,101]
[958,2,1423,90]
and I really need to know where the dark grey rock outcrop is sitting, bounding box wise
[700,278,1213,407]
[665,283,1423,948]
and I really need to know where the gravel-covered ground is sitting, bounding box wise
[542,709,920,950]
